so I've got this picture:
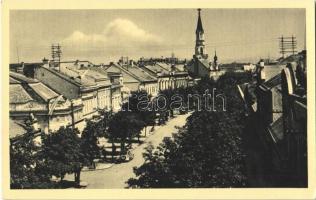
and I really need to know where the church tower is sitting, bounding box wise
[194,9,207,59]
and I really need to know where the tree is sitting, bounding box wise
[128,111,247,188]
[141,103,156,136]
[108,111,145,155]
[39,127,87,186]
[158,89,176,117]
[10,116,53,189]
[122,90,155,137]
[10,131,49,188]
[127,73,251,188]
[98,109,113,137]
[81,121,101,168]
[98,110,115,161]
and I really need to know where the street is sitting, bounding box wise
[66,112,191,188]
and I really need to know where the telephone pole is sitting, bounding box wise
[279,35,297,58]
[51,44,62,70]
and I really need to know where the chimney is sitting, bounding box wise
[48,60,55,69]
[257,60,265,84]
[42,58,49,68]
[17,62,25,73]
[130,60,134,67]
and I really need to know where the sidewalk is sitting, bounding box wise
[64,112,191,188]
[82,162,113,172]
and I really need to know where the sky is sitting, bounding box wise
[10,9,306,64]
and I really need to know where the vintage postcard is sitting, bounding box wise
[2,0,315,199]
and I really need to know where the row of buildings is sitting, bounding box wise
[9,8,219,140]
[9,58,191,139]
[238,50,307,187]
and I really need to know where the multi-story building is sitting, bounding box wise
[34,60,99,120]
[138,61,191,91]
[104,59,158,96]
[9,71,84,133]
[34,60,123,115]
[88,66,124,112]
[239,52,307,187]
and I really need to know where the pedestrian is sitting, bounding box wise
[112,144,116,162]
[102,149,107,162]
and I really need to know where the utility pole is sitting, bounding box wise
[279,35,297,58]
[71,100,75,129]
[291,35,296,55]
[51,44,62,70]
[16,46,20,63]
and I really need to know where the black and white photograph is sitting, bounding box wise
[4,0,314,196]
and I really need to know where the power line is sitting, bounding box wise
[279,35,297,58]
[51,44,62,70]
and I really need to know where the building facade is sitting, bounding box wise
[254,55,307,187]
[9,71,84,133]
[104,60,158,96]
[138,61,190,91]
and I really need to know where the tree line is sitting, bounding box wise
[10,89,175,189]
[127,72,253,188]
[10,71,252,188]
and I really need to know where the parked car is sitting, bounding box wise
[119,150,134,162]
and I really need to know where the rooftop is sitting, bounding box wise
[143,64,169,76]
[59,61,110,86]
[117,64,157,82]
[198,59,211,70]
[10,84,34,104]
[10,77,21,84]
[28,82,59,102]
[263,65,286,81]
[262,73,282,89]
[268,115,284,143]
[10,71,38,84]
[10,72,61,103]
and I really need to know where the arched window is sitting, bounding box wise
[200,47,203,55]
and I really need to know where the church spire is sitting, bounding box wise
[196,8,204,33]
[194,8,207,59]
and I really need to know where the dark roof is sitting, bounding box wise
[10,71,61,103]
[126,67,157,82]
[196,9,204,33]
[9,71,38,83]
[39,66,82,87]
[262,73,281,89]
[268,115,284,143]
[10,62,42,68]
[198,59,210,70]
[10,77,21,84]
[114,63,157,83]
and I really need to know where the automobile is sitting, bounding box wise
[118,150,134,162]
